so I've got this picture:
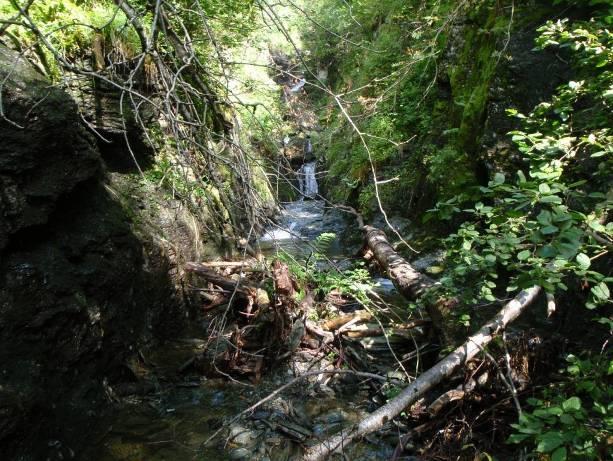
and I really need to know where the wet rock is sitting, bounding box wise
[410,250,445,273]
[314,383,336,399]
[314,408,349,425]
[262,397,293,417]
[229,424,257,445]
[275,420,312,441]
[0,47,100,251]
[371,215,413,237]
[210,390,225,406]
[229,447,252,460]
[0,46,192,459]
[0,386,32,443]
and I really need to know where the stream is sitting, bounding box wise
[82,163,410,461]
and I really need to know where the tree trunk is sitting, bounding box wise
[302,285,541,461]
[363,225,460,344]
[185,262,269,309]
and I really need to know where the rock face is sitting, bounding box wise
[0,47,100,250]
[0,47,189,459]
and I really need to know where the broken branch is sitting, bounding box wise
[302,285,541,461]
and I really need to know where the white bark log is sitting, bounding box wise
[302,285,541,461]
[363,225,459,343]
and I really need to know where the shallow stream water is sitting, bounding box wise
[85,191,406,461]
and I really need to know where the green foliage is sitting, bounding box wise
[0,0,141,78]
[312,231,336,255]
[448,3,503,156]
[277,233,374,302]
[303,0,514,215]
[302,0,452,213]
[508,354,613,460]
[429,12,612,309]
[427,9,612,459]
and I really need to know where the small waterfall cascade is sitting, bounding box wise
[290,78,306,93]
[304,137,312,156]
[298,161,318,198]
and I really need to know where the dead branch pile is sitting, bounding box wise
[1,0,275,238]
[185,259,308,381]
[303,285,541,461]
[185,255,433,384]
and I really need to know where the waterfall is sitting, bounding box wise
[304,137,312,156]
[298,161,318,198]
[290,78,306,93]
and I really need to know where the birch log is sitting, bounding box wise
[364,225,459,343]
[302,285,541,461]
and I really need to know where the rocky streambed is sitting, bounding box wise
[0,46,434,461]
[78,198,436,461]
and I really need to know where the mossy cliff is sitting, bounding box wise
[303,0,567,223]
[0,46,262,458]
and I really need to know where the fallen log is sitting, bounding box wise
[322,312,373,331]
[302,285,541,461]
[192,260,257,267]
[185,262,249,292]
[342,320,430,339]
[363,225,459,344]
[185,262,269,309]
[189,260,263,272]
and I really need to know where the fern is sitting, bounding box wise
[276,232,373,303]
[313,232,336,256]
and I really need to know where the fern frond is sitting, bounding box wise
[314,232,336,256]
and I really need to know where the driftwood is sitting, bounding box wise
[185,262,249,292]
[302,285,541,461]
[191,260,262,272]
[272,259,297,299]
[305,320,334,345]
[185,262,269,309]
[342,319,430,339]
[322,312,373,331]
[363,225,459,344]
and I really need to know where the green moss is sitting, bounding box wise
[422,1,512,198]
[448,3,510,155]
[302,0,546,217]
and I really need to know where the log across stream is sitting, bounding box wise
[83,200,425,461]
[82,196,541,461]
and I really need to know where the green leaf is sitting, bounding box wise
[588,220,606,232]
[540,195,563,204]
[552,446,567,461]
[541,225,559,235]
[576,253,591,270]
[537,431,564,452]
[493,172,506,185]
[538,245,557,258]
[537,210,553,225]
[507,433,530,444]
[539,183,551,194]
[562,396,582,411]
[591,282,610,300]
[517,250,531,261]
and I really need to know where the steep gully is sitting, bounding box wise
[82,153,411,461]
[0,48,414,460]
[79,62,416,460]
[77,62,436,460]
